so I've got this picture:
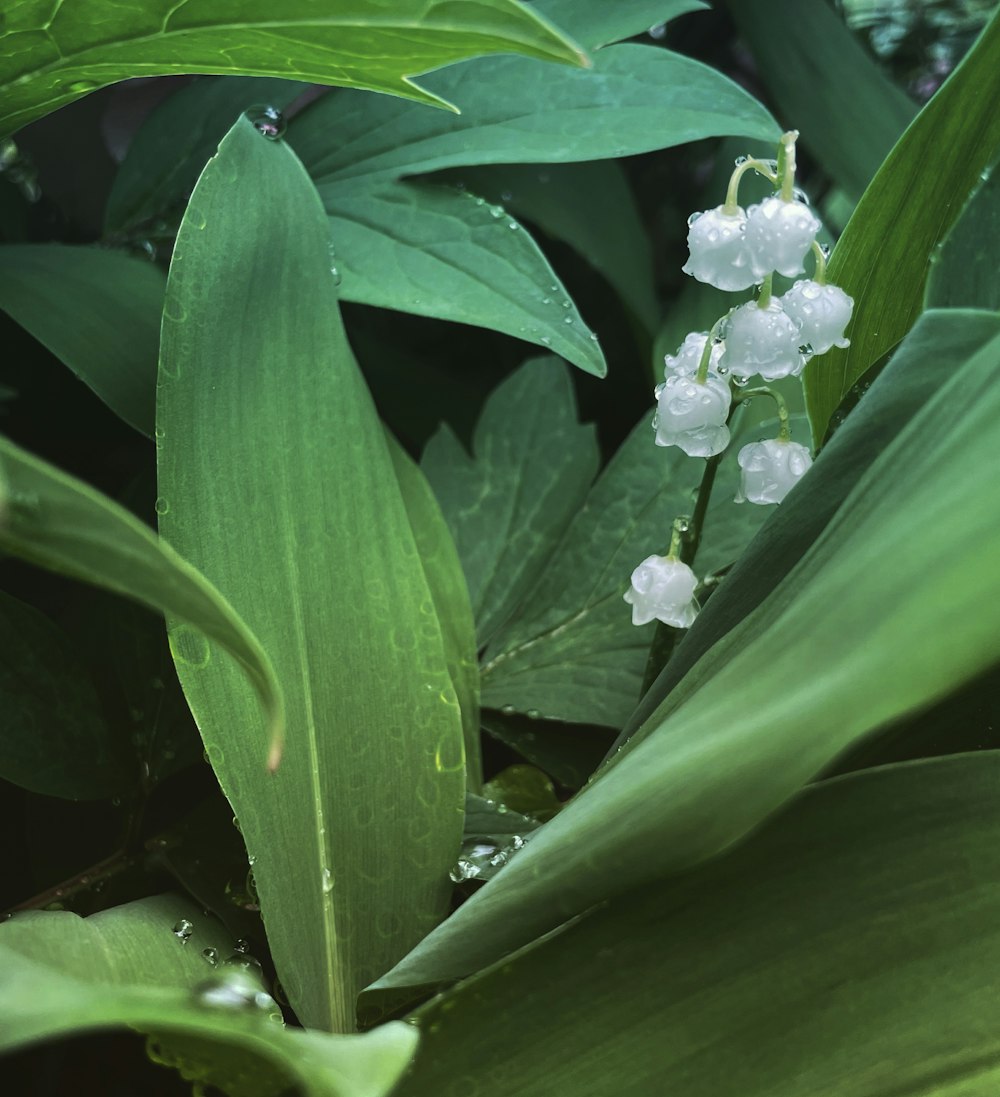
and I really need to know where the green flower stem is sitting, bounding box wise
[776,129,799,202]
[741,385,792,441]
[722,158,779,215]
[695,316,728,384]
[811,239,829,284]
[757,272,774,309]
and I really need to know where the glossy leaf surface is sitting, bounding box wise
[0,895,417,1097]
[0,0,587,136]
[397,756,1000,1097]
[0,433,284,764]
[370,318,1000,991]
[531,0,707,50]
[157,117,465,1032]
[0,245,165,437]
[804,9,1000,443]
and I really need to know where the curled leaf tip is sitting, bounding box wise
[266,735,285,775]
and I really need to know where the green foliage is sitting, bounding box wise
[5,2,1000,1094]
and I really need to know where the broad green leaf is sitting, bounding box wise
[0,433,284,765]
[0,590,132,800]
[530,0,708,50]
[325,180,606,377]
[454,161,659,334]
[370,319,1000,990]
[156,117,465,1032]
[925,158,1000,310]
[480,710,616,791]
[292,44,778,188]
[421,357,599,649]
[387,435,482,792]
[0,895,417,1097]
[724,0,915,200]
[105,76,307,235]
[0,245,164,437]
[395,755,1000,1097]
[0,0,587,137]
[804,8,1000,444]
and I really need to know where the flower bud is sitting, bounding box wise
[744,196,822,279]
[720,300,806,382]
[734,439,813,505]
[663,331,724,377]
[682,206,757,292]
[623,555,699,628]
[654,373,731,457]
[779,280,853,355]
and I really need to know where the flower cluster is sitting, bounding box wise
[626,131,851,633]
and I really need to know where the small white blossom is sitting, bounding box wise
[734,439,813,505]
[654,373,731,457]
[720,300,806,382]
[682,206,757,292]
[663,331,724,377]
[744,196,822,279]
[779,280,853,354]
[624,555,699,628]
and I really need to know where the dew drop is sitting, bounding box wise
[154,496,169,516]
[68,80,98,95]
[500,704,516,715]
[202,947,219,966]
[232,938,251,955]
[648,21,667,39]
[172,918,194,942]
[489,204,504,218]
[246,104,286,140]
[321,868,334,893]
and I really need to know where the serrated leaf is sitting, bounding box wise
[0,433,284,767]
[0,896,417,1097]
[0,0,587,137]
[803,8,1000,444]
[0,245,165,437]
[325,181,606,377]
[156,117,465,1032]
[422,357,599,648]
[394,755,1000,1097]
[292,43,778,187]
[369,314,1000,990]
[0,590,132,800]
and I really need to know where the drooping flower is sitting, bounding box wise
[654,373,731,457]
[624,555,699,628]
[744,196,822,279]
[734,439,813,505]
[720,300,807,383]
[663,331,724,377]
[779,280,853,355]
[682,206,757,292]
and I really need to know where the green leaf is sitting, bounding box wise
[325,180,606,377]
[386,435,482,792]
[480,710,616,791]
[421,357,599,649]
[724,0,915,200]
[156,117,465,1032]
[530,0,707,50]
[0,244,165,437]
[925,158,1000,310]
[395,755,1000,1097]
[105,76,308,236]
[0,895,418,1097]
[0,0,588,137]
[454,161,659,334]
[0,433,284,766]
[292,44,778,188]
[370,316,1000,991]
[803,8,1000,444]
[0,590,132,800]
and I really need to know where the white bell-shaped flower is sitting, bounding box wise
[682,206,757,292]
[744,196,822,279]
[663,331,724,377]
[623,554,699,628]
[734,439,813,505]
[654,373,731,457]
[720,300,806,382]
[779,280,853,354]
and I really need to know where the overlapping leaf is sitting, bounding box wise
[0,0,587,136]
[368,314,1000,992]
[156,117,465,1032]
[395,755,1000,1097]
